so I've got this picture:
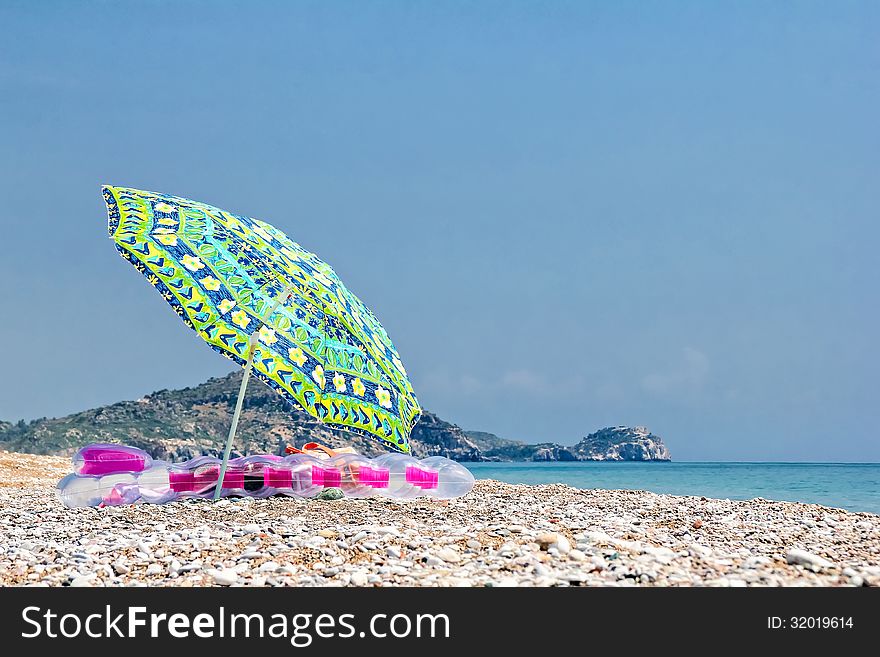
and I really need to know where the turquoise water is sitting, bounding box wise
[466,462,880,515]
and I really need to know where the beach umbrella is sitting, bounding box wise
[102,185,421,498]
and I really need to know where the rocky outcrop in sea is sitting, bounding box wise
[573,426,671,461]
[466,426,671,462]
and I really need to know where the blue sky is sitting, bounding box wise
[1,1,877,460]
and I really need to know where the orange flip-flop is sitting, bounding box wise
[284,442,338,457]
[285,442,360,484]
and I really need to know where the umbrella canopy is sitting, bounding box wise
[103,185,420,455]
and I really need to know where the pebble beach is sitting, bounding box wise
[2,451,878,587]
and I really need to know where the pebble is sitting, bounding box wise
[209,569,239,586]
[785,549,832,572]
[70,575,97,587]
[533,563,550,577]
[238,550,262,560]
[178,560,202,573]
[643,546,676,564]
[494,577,519,587]
[555,535,571,555]
[443,577,472,587]
[435,547,462,563]
[537,532,570,555]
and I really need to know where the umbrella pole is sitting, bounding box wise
[213,285,295,501]
[213,332,259,500]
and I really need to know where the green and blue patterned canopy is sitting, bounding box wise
[103,185,420,452]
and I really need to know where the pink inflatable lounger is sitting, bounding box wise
[57,443,475,507]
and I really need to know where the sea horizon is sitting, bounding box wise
[466,461,880,515]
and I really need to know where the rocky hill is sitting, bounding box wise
[0,371,481,461]
[0,373,670,462]
[463,430,518,452]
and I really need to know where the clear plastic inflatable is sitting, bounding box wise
[57,443,475,507]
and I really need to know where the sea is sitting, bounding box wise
[466,461,880,515]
